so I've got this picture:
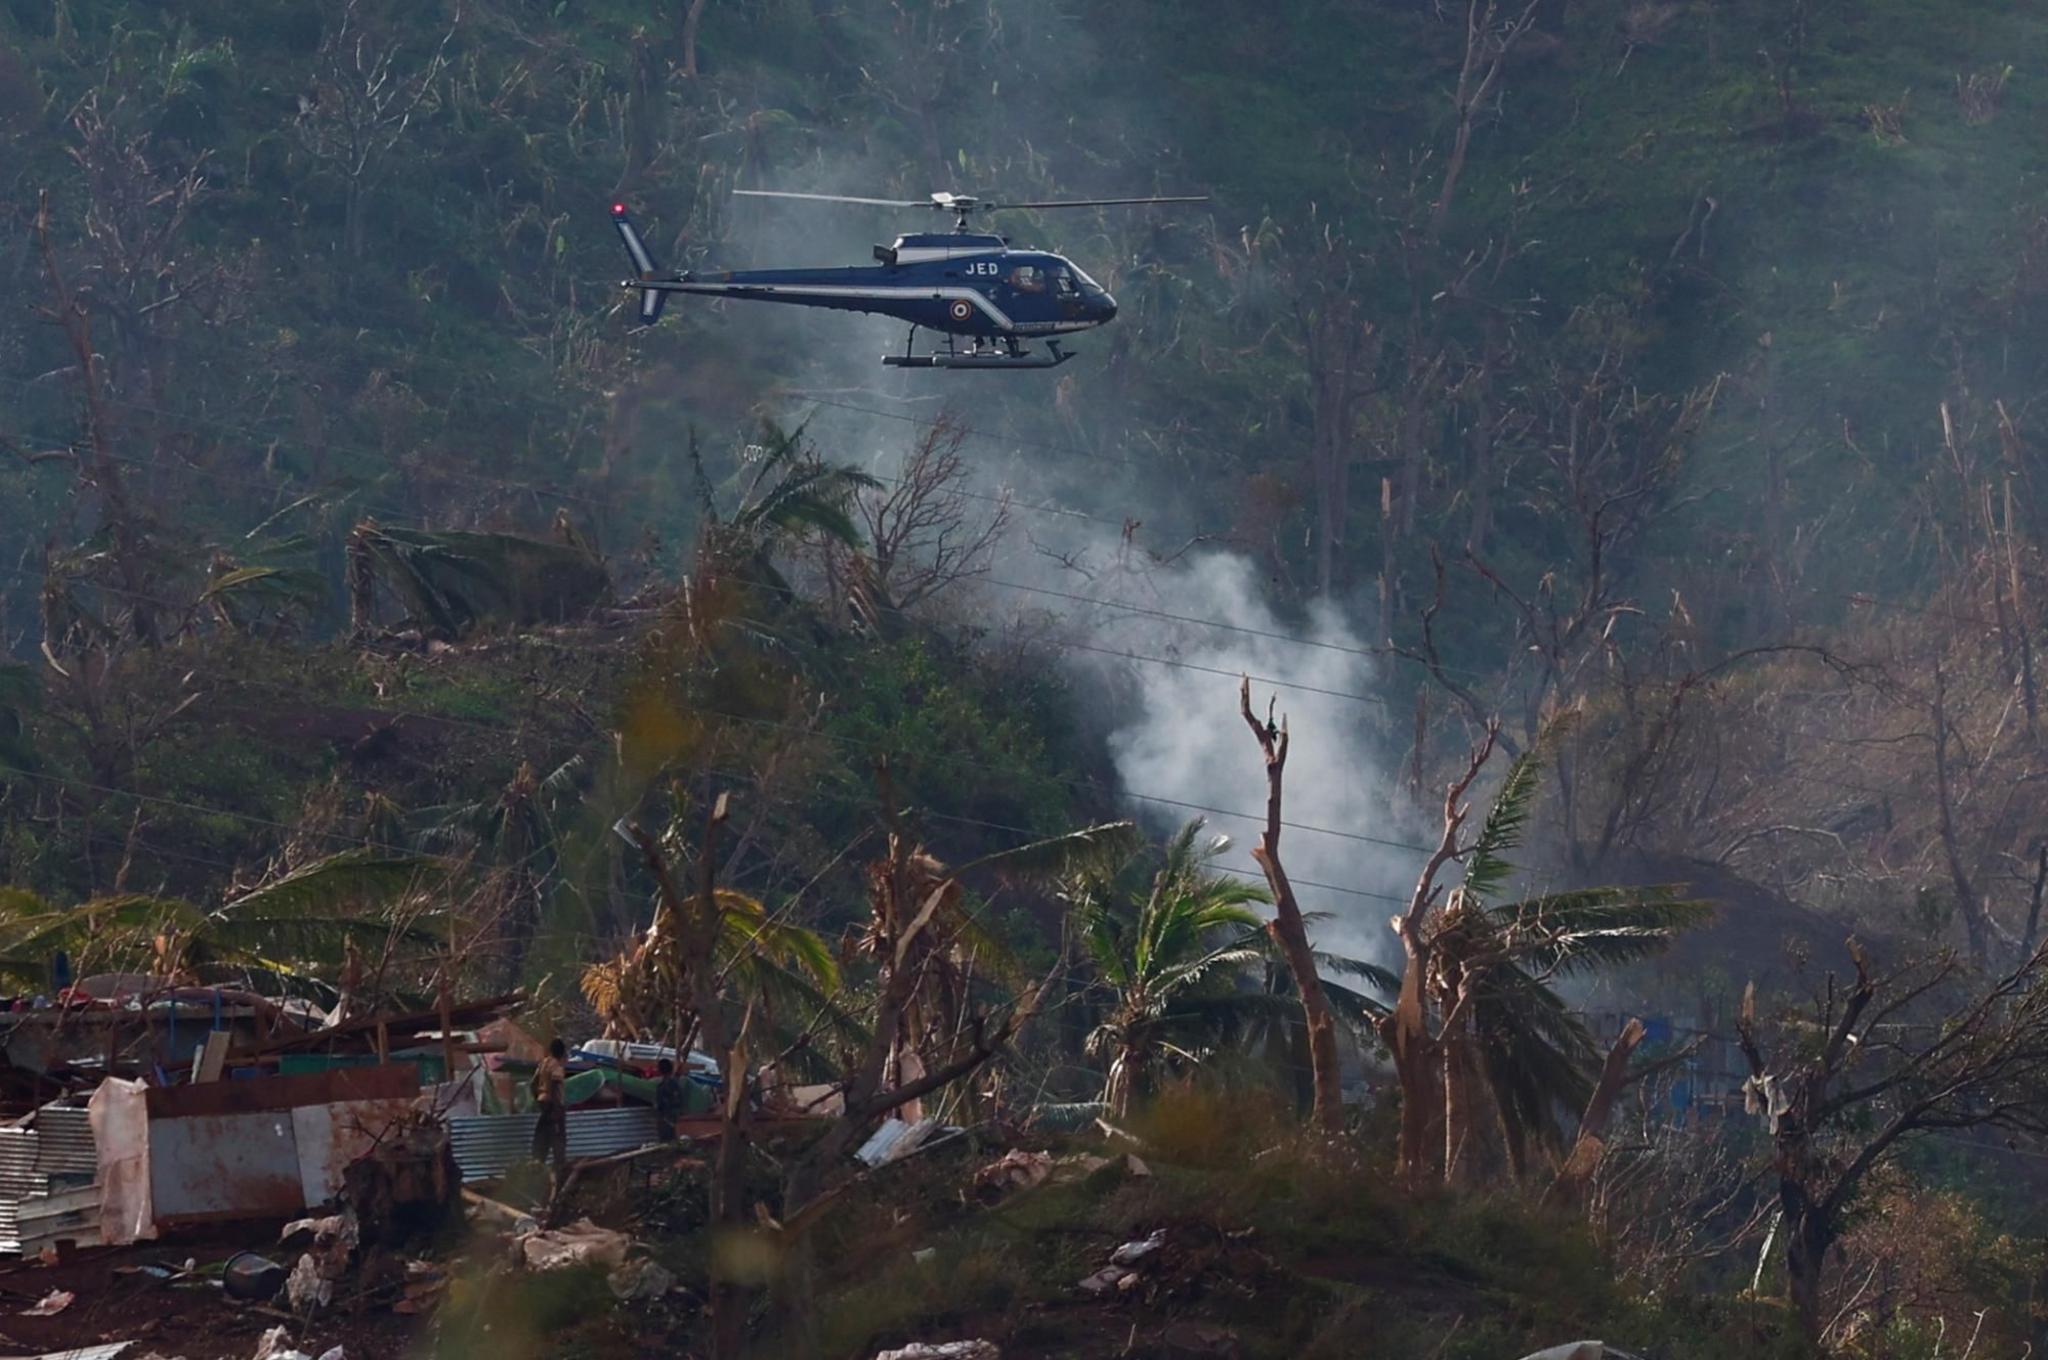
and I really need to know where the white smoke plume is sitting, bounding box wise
[1001,541,1422,968]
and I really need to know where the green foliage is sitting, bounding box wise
[353,525,610,640]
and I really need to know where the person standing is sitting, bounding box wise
[653,1057,686,1141]
[530,1037,569,1172]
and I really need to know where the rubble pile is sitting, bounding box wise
[1075,1222,1278,1308]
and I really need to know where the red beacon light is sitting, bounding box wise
[612,202,627,215]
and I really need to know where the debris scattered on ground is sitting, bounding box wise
[287,1252,334,1314]
[225,1252,289,1301]
[1078,1264,1133,1296]
[393,1262,450,1316]
[22,1288,75,1316]
[1110,1228,1167,1266]
[872,1342,1000,1360]
[1076,1223,1279,1305]
[971,1149,1051,1199]
[1081,1226,1170,1292]
[462,1187,539,1235]
[516,1217,632,1272]
[1047,1151,1150,1185]
[282,1210,359,1315]
[606,1256,676,1301]
[856,1117,940,1166]
[246,1327,346,1360]
[250,1327,318,1360]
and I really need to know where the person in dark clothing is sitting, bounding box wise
[653,1057,686,1141]
[531,1037,569,1172]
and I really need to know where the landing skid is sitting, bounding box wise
[882,328,1073,370]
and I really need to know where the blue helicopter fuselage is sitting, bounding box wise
[653,233,1117,338]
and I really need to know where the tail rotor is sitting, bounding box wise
[610,203,669,326]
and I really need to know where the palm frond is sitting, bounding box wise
[218,848,444,921]
[1148,943,1267,998]
[0,895,204,959]
[1494,887,1711,976]
[715,888,839,991]
[954,821,1140,880]
[1312,949,1401,999]
[1464,745,1540,903]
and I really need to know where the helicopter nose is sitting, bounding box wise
[1098,293,1118,321]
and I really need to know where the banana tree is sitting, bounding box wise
[0,847,446,999]
[415,756,587,987]
[862,816,1136,1119]
[579,884,841,1045]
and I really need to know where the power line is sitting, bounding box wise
[1,380,1137,535]
[159,661,1431,856]
[2,395,1407,679]
[1,653,1428,904]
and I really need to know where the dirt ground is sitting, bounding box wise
[0,1224,425,1360]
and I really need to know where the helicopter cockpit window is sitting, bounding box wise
[1009,265,1046,293]
[1055,269,1080,296]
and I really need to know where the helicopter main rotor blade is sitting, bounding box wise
[988,196,1210,211]
[733,189,929,208]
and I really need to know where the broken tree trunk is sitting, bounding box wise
[1545,1017,1646,1209]
[1239,679,1345,1133]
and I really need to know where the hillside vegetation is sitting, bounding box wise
[8,2,2048,1356]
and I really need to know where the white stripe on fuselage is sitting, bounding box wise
[662,282,1015,328]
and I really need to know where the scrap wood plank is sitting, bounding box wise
[193,1032,230,1084]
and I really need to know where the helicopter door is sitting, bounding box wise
[1054,267,1086,319]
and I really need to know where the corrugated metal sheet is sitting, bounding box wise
[449,1107,656,1182]
[33,1106,97,1177]
[17,1183,101,1254]
[0,1103,100,1254]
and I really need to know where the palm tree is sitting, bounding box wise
[1068,820,1279,1117]
[1421,745,1709,1183]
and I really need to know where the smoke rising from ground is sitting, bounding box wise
[1035,549,1416,967]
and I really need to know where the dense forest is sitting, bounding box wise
[8,1,2048,1356]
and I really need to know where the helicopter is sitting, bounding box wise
[610,188,1205,369]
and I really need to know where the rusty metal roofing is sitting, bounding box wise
[450,1107,656,1182]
